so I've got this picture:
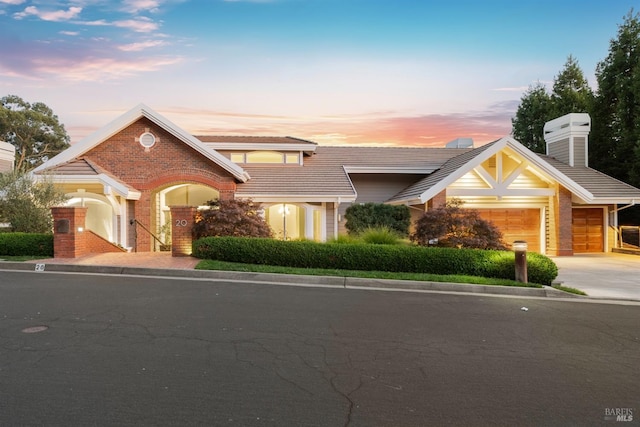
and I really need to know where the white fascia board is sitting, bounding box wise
[386,198,423,206]
[589,197,639,205]
[40,174,141,200]
[343,166,437,174]
[236,194,357,203]
[205,142,316,153]
[418,138,509,203]
[504,137,594,201]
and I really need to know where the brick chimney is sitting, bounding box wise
[543,113,591,167]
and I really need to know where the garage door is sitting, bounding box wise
[476,209,541,252]
[572,208,603,253]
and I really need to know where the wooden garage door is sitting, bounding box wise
[572,208,603,253]
[477,209,541,252]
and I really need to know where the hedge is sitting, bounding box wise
[192,237,558,286]
[0,233,54,257]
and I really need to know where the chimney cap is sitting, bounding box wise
[543,113,591,138]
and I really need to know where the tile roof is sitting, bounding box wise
[540,155,640,199]
[388,141,497,202]
[235,146,468,199]
[36,157,140,194]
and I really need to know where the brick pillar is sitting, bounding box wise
[170,206,197,257]
[428,190,447,210]
[51,207,88,258]
[548,186,573,256]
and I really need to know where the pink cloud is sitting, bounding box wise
[163,103,516,148]
[118,40,167,51]
[14,5,82,22]
[30,55,184,81]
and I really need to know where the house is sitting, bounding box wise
[0,141,15,172]
[33,104,640,256]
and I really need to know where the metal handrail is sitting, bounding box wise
[130,219,166,251]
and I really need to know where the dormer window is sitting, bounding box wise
[230,151,301,165]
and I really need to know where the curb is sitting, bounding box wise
[0,260,577,299]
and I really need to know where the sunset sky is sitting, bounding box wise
[0,0,637,147]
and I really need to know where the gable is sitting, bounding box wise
[83,117,242,187]
[447,147,555,198]
[388,137,597,204]
[33,103,249,182]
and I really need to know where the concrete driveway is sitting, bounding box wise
[551,252,640,300]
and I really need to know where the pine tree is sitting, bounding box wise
[551,55,594,117]
[511,82,554,153]
[592,10,640,187]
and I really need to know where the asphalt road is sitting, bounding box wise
[1,271,639,427]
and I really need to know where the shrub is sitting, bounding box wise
[193,198,273,239]
[0,171,68,233]
[192,236,558,285]
[344,203,410,237]
[0,233,53,256]
[358,226,402,245]
[411,199,507,250]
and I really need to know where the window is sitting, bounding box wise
[246,151,283,163]
[230,153,245,163]
[229,151,301,164]
[285,153,300,164]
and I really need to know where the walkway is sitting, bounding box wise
[29,252,200,270]
[551,252,640,300]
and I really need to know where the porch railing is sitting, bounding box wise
[130,219,169,251]
[618,225,640,249]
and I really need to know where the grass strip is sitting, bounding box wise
[195,259,542,288]
[552,285,588,296]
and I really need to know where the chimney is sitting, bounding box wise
[0,141,15,173]
[543,113,591,167]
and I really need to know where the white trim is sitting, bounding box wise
[448,188,556,197]
[33,103,250,183]
[36,174,141,200]
[238,194,357,203]
[418,137,595,204]
[343,166,437,174]
[205,142,316,153]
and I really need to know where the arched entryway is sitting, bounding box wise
[65,192,115,242]
[153,184,219,250]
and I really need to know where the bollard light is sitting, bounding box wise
[513,240,528,283]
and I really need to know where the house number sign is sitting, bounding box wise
[175,219,188,227]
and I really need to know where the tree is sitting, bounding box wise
[344,202,411,237]
[0,95,70,172]
[193,198,273,239]
[512,57,594,154]
[0,171,68,233]
[511,82,554,153]
[591,10,640,188]
[410,199,507,250]
[551,55,594,118]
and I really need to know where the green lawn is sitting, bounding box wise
[195,259,543,288]
[0,256,48,262]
